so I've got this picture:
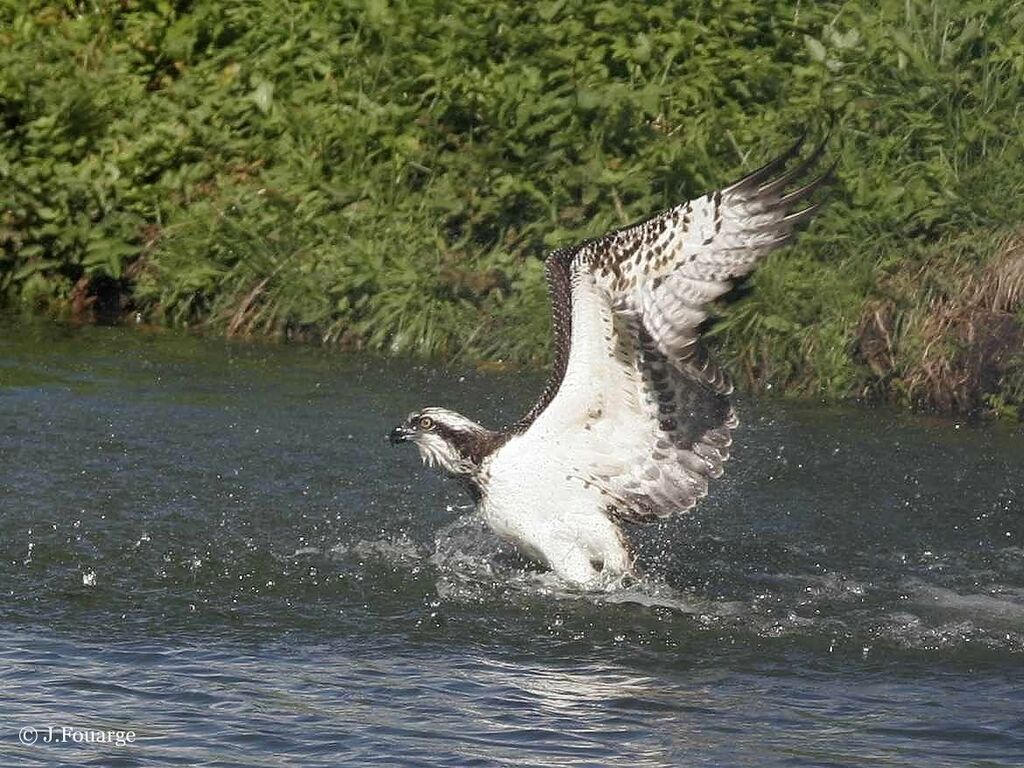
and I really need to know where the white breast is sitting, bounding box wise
[478,431,631,583]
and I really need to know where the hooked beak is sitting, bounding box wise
[389,425,413,445]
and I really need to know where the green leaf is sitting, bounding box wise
[251,80,274,114]
[804,35,827,63]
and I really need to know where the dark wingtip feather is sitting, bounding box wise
[776,163,836,209]
[755,134,831,199]
[726,132,807,193]
[780,201,822,228]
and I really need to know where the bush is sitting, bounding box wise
[1,0,1022,415]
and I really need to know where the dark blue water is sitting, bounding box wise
[1,320,1022,766]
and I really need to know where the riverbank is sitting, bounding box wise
[2,1,1022,416]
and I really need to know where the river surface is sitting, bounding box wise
[1,319,1022,766]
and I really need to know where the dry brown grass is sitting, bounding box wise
[226,278,269,338]
[972,232,1024,313]
[856,230,1024,414]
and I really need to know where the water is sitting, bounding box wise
[1,319,1022,767]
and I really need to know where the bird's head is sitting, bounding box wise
[389,407,501,478]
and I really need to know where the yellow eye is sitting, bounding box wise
[418,416,435,430]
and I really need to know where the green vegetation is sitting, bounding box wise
[2,1,1022,416]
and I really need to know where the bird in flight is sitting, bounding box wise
[390,136,832,587]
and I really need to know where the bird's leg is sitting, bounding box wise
[545,544,602,588]
[599,534,634,579]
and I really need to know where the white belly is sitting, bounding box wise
[478,433,631,584]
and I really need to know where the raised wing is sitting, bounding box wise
[512,137,832,521]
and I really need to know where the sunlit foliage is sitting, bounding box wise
[1,1,1022,415]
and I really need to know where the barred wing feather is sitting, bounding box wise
[514,137,831,522]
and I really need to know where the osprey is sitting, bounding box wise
[391,137,831,587]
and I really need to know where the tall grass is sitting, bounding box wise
[1,0,1022,415]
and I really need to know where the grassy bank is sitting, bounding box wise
[2,1,1022,416]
